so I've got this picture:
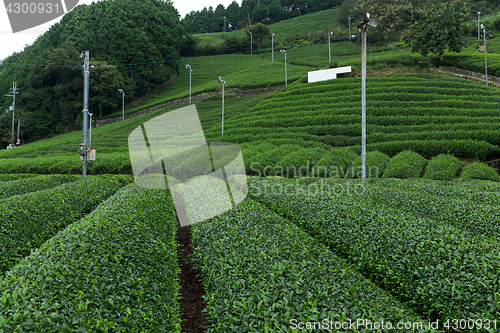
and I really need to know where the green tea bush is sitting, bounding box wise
[274,147,325,177]
[424,154,463,181]
[382,150,427,179]
[460,162,500,182]
[0,175,132,275]
[311,147,358,178]
[0,174,38,182]
[0,184,180,332]
[355,139,498,160]
[251,177,500,322]
[191,197,428,332]
[346,151,390,179]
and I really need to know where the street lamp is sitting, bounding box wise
[349,17,351,42]
[272,33,275,62]
[281,49,287,86]
[328,31,333,64]
[250,31,253,55]
[224,16,226,32]
[118,89,125,120]
[359,13,378,184]
[218,76,226,137]
[481,24,487,86]
[186,64,192,103]
[4,82,18,145]
[478,12,481,40]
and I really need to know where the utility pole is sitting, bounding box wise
[118,89,125,120]
[186,64,192,103]
[4,82,18,145]
[16,120,20,145]
[281,49,287,86]
[478,12,481,40]
[328,31,332,64]
[359,14,377,184]
[218,77,226,137]
[272,33,275,62]
[250,31,253,55]
[80,50,90,180]
[481,24,487,87]
[349,17,351,42]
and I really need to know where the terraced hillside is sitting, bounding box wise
[201,74,500,172]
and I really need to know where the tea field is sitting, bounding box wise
[0,175,499,331]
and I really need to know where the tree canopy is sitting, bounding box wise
[0,0,183,144]
[401,0,470,61]
[182,0,342,34]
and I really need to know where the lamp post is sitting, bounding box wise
[4,82,18,144]
[349,17,351,42]
[281,49,287,86]
[186,64,192,103]
[478,12,481,40]
[481,24,487,87]
[250,31,253,55]
[80,50,90,180]
[218,77,226,137]
[328,31,333,64]
[272,33,275,62]
[224,16,226,32]
[118,89,125,120]
[359,13,377,184]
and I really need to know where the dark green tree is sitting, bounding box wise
[402,0,470,61]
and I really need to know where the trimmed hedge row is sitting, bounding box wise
[0,183,181,332]
[382,150,427,179]
[0,153,132,175]
[362,179,500,238]
[250,178,500,322]
[0,175,132,275]
[351,139,498,159]
[424,154,463,181]
[346,151,390,179]
[0,174,38,182]
[312,147,358,178]
[191,197,429,332]
[0,174,79,199]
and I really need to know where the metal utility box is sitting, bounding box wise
[79,143,87,156]
[80,148,96,161]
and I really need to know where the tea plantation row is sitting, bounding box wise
[1,175,499,331]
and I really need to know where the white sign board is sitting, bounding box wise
[308,66,352,83]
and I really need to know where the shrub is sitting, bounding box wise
[311,147,358,178]
[460,162,500,182]
[383,150,427,179]
[346,151,390,179]
[424,154,463,181]
[0,184,180,332]
[273,147,325,177]
[0,175,132,275]
[0,174,79,199]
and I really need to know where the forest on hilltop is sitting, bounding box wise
[0,0,183,144]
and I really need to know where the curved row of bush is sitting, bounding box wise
[249,177,500,322]
[245,145,500,181]
[0,174,79,199]
[0,153,132,175]
[0,174,132,275]
[191,197,429,332]
[0,183,180,332]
